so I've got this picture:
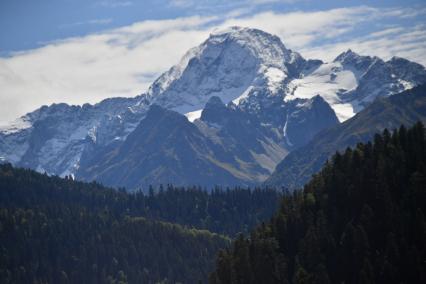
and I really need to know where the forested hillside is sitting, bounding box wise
[0,165,282,283]
[0,210,227,283]
[211,122,426,283]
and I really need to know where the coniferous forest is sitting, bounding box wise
[210,122,426,283]
[0,165,282,283]
[1,123,426,283]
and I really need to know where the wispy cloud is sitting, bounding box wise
[367,27,405,39]
[215,7,379,48]
[0,6,425,125]
[60,18,113,29]
[88,19,113,25]
[96,0,133,8]
[300,24,426,64]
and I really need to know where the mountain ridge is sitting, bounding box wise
[266,83,426,189]
[1,26,425,187]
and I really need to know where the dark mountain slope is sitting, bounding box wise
[196,96,288,176]
[77,94,338,189]
[77,104,246,189]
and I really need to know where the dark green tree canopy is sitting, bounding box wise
[211,122,426,284]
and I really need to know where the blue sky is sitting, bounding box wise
[0,0,426,124]
[1,0,424,53]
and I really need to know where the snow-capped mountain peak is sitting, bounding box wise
[146,27,304,117]
[334,49,362,62]
[333,49,379,75]
[286,48,426,122]
[208,26,294,66]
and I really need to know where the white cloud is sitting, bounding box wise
[60,18,113,29]
[299,24,426,64]
[0,16,213,125]
[367,27,405,39]
[0,6,425,125]
[214,7,379,48]
[88,19,113,25]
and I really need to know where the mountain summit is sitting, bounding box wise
[146,27,304,118]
